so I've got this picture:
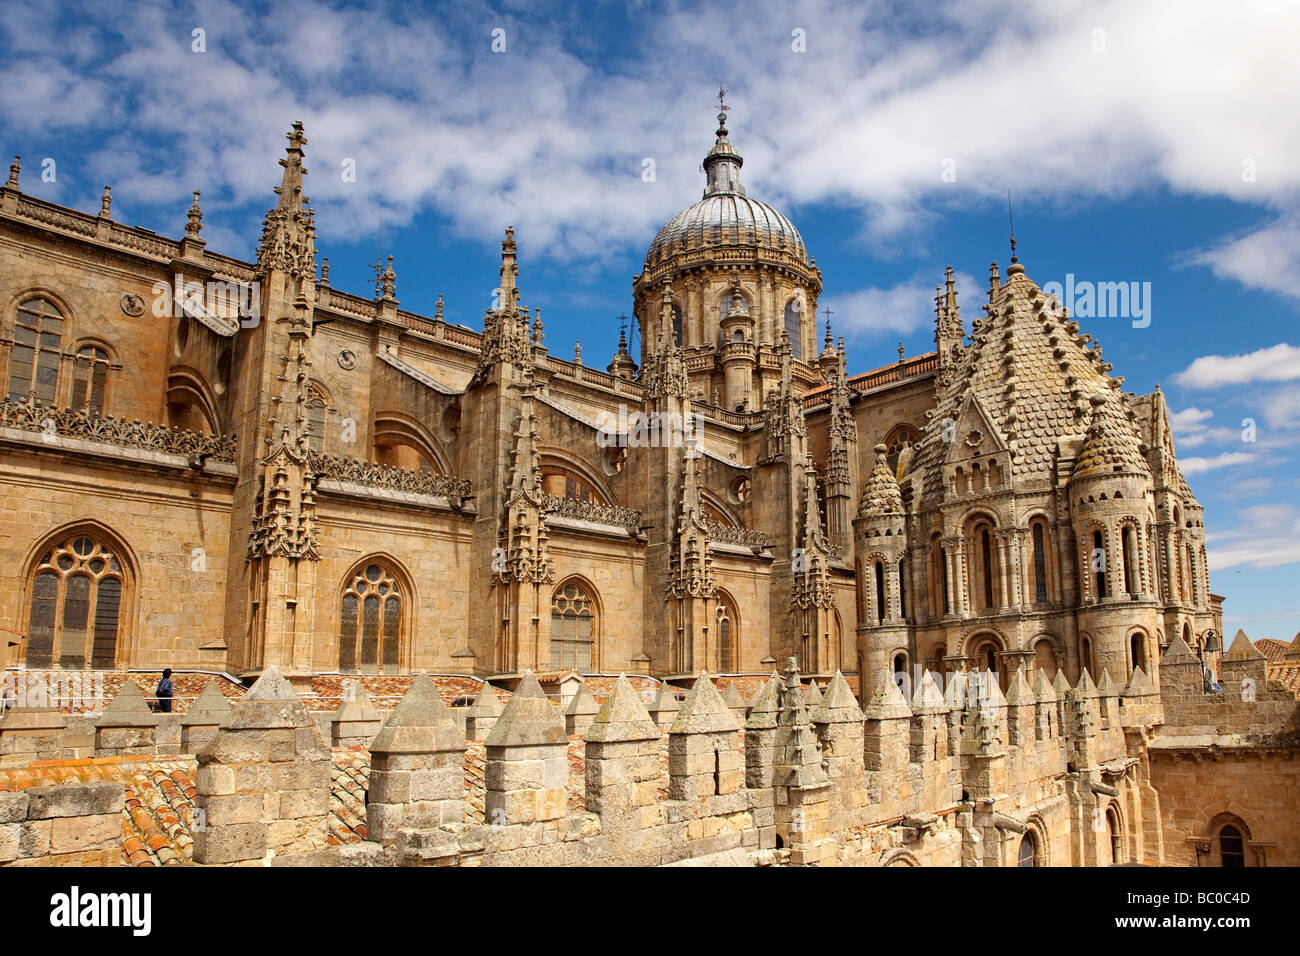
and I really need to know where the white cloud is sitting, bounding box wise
[1179,451,1256,475]
[823,270,976,345]
[1207,504,1300,570]
[1173,343,1300,389]
[1187,217,1300,300]
[4,0,1300,268]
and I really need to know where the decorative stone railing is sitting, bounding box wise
[0,398,236,462]
[310,453,471,502]
[542,493,642,534]
[704,520,769,551]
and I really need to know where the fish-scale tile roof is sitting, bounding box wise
[912,265,1117,500]
[1072,391,1150,481]
[858,443,904,517]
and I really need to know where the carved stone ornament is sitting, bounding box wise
[338,348,357,370]
[120,292,146,316]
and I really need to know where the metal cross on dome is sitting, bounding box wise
[716,87,729,114]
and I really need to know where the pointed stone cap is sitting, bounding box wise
[1075,668,1098,698]
[1052,669,1071,697]
[648,682,680,718]
[1121,665,1156,698]
[973,671,1007,710]
[484,671,567,747]
[564,682,600,718]
[467,682,505,717]
[864,674,912,720]
[802,679,823,708]
[96,680,160,728]
[669,673,739,734]
[1223,629,1265,662]
[332,688,379,724]
[1162,632,1200,665]
[745,673,783,730]
[1004,667,1034,707]
[911,670,946,712]
[812,671,865,724]
[1287,632,1300,661]
[372,674,465,754]
[721,682,746,710]
[180,683,233,727]
[219,665,313,731]
[1096,669,1118,699]
[1033,667,1057,703]
[943,670,969,709]
[585,675,660,743]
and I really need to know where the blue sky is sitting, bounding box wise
[3,0,1298,639]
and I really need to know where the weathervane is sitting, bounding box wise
[716,87,729,114]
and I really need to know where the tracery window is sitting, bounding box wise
[25,535,123,668]
[550,582,595,671]
[8,296,64,404]
[338,563,403,673]
[71,345,110,415]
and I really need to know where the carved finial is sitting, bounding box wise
[185,190,202,237]
[532,309,544,346]
[898,341,905,363]
[435,294,444,320]
[374,255,396,301]
[99,185,112,218]
[319,257,330,285]
[5,156,18,189]
[573,340,582,364]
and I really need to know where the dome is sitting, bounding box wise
[645,108,806,265]
[648,194,806,262]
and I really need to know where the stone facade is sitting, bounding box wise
[0,115,1292,866]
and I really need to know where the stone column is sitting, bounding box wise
[193,665,331,865]
[483,671,569,825]
[94,682,160,757]
[366,674,467,851]
[583,675,661,831]
[180,683,233,755]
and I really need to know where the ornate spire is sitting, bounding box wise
[185,190,202,236]
[319,257,330,287]
[496,378,554,586]
[255,122,316,279]
[99,186,112,219]
[641,282,689,400]
[434,294,443,321]
[667,452,716,600]
[5,156,18,189]
[702,88,745,198]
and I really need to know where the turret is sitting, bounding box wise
[853,444,910,685]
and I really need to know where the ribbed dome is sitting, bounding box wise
[648,194,806,262]
[645,108,806,264]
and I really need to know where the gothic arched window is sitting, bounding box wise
[338,563,403,673]
[1018,832,1037,867]
[71,345,110,415]
[550,582,595,671]
[783,299,802,360]
[8,295,64,404]
[25,534,124,668]
[716,595,737,672]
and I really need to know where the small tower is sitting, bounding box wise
[718,277,756,410]
[852,444,910,687]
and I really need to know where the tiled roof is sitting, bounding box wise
[306,674,486,711]
[0,755,198,866]
[1267,662,1300,699]
[1256,639,1291,663]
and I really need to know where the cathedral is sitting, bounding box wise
[0,111,1296,868]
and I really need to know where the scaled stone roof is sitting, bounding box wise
[858,444,904,518]
[1072,390,1150,481]
[912,264,1119,499]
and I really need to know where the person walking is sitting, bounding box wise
[155,668,174,714]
